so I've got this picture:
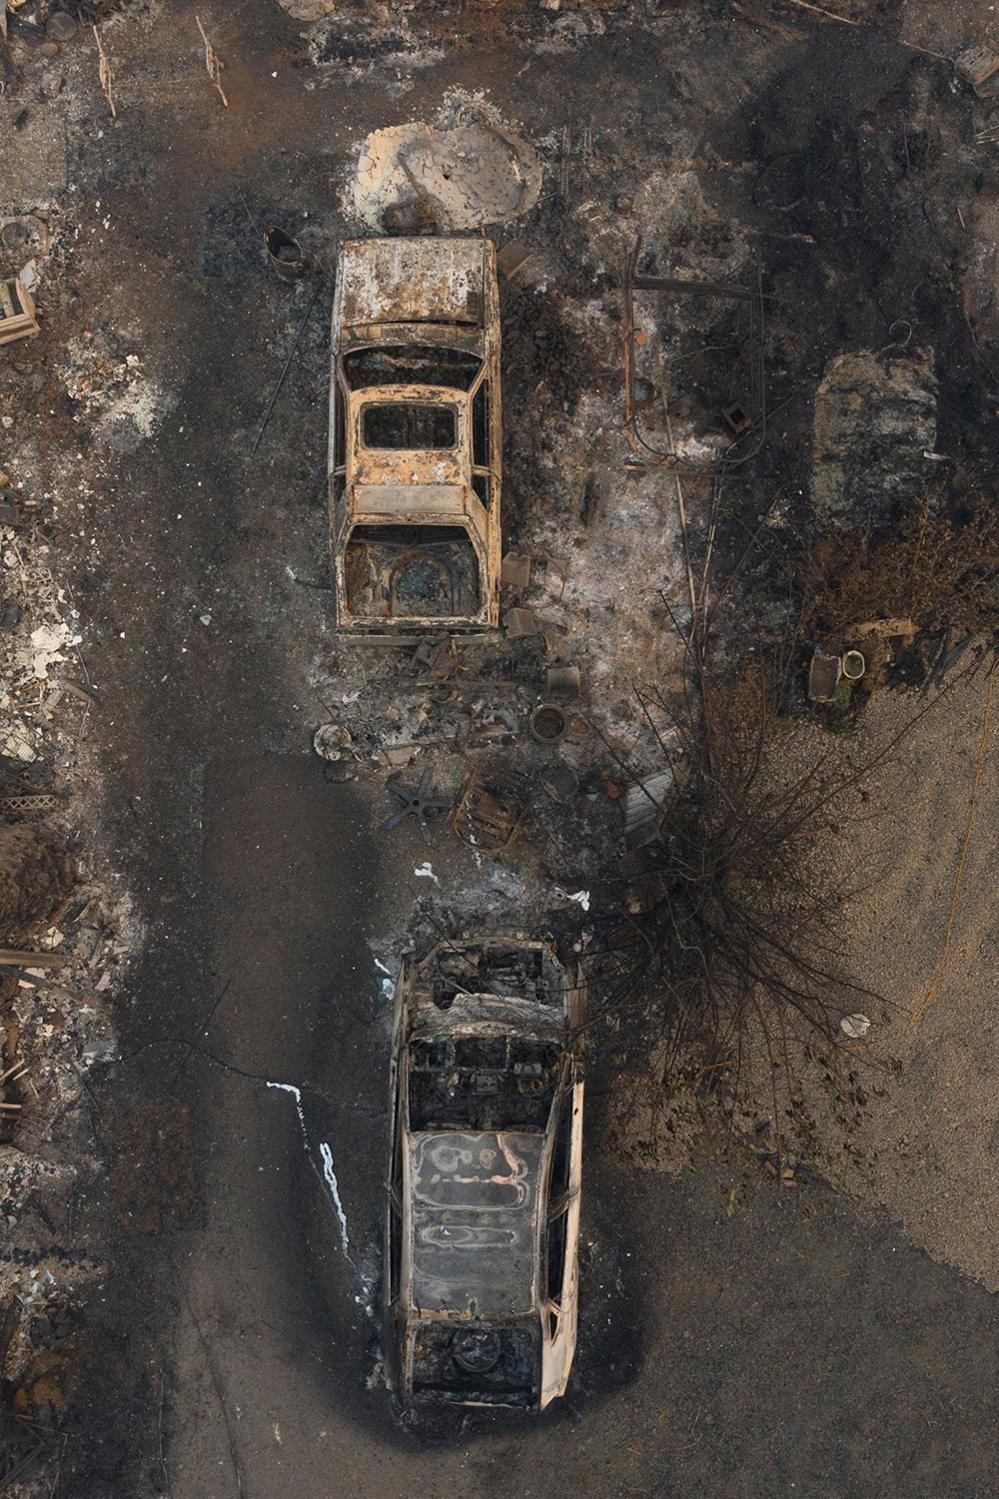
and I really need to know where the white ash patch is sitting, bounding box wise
[0,526,84,765]
[61,332,172,452]
[348,96,541,232]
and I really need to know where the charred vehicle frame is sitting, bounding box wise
[328,237,502,631]
[384,936,585,1410]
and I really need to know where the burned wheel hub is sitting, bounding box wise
[452,1328,502,1375]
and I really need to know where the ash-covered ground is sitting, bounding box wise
[1,0,997,1495]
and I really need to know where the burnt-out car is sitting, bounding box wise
[328,238,502,631]
[384,937,585,1409]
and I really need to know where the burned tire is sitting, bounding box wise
[0,825,75,932]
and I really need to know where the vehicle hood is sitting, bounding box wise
[339,238,487,328]
[407,1130,544,1318]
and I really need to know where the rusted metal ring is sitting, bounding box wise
[529,703,567,745]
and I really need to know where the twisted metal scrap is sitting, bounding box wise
[92,24,115,118]
[383,768,451,844]
[196,13,228,109]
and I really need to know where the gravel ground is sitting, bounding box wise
[815,657,998,1290]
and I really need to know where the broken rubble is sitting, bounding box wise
[812,350,937,527]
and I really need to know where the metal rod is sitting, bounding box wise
[630,275,760,301]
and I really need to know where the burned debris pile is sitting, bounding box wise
[1,114,134,1484]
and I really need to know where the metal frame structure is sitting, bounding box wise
[623,237,767,473]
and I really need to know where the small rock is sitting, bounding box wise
[46,11,78,42]
[840,1012,871,1040]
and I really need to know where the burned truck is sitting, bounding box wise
[328,238,502,630]
[384,937,585,1409]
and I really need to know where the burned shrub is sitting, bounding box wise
[604,472,994,1166]
[802,495,999,647]
[615,657,877,1164]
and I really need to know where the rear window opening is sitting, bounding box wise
[361,402,457,451]
[342,345,482,391]
[343,524,481,620]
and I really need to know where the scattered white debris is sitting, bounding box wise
[266,1081,351,1258]
[319,1141,350,1256]
[553,886,591,912]
[414,862,439,884]
[21,620,71,680]
[374,958,395,1003]
[266,1079,308,1135]
[61,332,172,452]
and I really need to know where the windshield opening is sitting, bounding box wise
[408,1033,560,1131]
[342,345,481,391]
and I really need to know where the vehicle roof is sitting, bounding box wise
[407,1129,544,1318]
[339,238,487,329]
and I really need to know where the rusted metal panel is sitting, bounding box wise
[350,484,467,516]
[409,1130,543,1318]
[338,322,484,357]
